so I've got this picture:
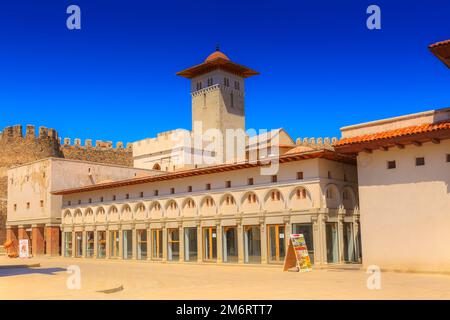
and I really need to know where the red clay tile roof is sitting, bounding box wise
[52,149,355,195]
[429,39,450,48]
[335,120,450,147]
[334,120,450,153]
[205,50,230,62]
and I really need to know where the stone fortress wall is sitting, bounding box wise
[0,124,133,243]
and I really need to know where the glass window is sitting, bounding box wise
[137,229,147,260]
[184,227,198,262]
[223,227,238,263]
[244,226,261,264]
[267,225,286,263]
[123,230,132,260]
[152,229,163,259]
[326,222,339,263]
[203,227,217,262]
[75,232,83,257]
[110,230,120,258]
[167,229,179,261]
[86,231,94,258]
[292,223,314,264]
[97,231,106,258]
[64,232,72,257]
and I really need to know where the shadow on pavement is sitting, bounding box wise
[0,267,66,277]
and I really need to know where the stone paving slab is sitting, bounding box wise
[1,256,450,300]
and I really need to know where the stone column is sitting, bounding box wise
[178,222,184,262]
[105,225,110,259]
[146,224,152,261]
[18,225,29,241]
[353,218,362,263]
[216,221,222,263]
[6,226,18,254]
[162,224,168,261]
[284,214,291,255]
[32,225,45,256]
[93,226,98,259]
[338,211,345,263]
[71,230,76,258]
[196,220,203,263]
[259,217,267,264]
[45,224,60,256]
[237,217,244,264]
[81,228,87,258]
[61,228,66,257]
[132,225,137,260]
[118,225,123,259]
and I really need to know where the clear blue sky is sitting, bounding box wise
[0,0,448,144]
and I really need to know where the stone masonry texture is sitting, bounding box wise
[0,124,133,244]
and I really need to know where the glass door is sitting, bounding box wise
[75,232,83,257]
[244,226,261,264]
[123,230,132,259]
[86,231,94,258]
[167,228,179,261]
[326,222,339,263]
[203,227,217,262]
[152,229,163,259]
[110,230,120,258]
[137,229,147,260]
[64,232,72,257]
[97,231,106,258]
[292,223,314,264]
[343,222,356,262]
[267,225,286,263]
[184,227,198,262]
[223,227,238,263]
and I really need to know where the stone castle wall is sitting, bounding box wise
[0,124,133,243]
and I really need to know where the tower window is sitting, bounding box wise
[387,160,396,169]
[447,154,450,163]
[187,186,192,192]
[196,82,202,90]
[224,77,229,87]
[207,78,213,86]
[154,190,159,196]
[297,172,304,180]
[234,81,240,90]
[170,188,175,194]
[206,183,211,190]
[248,178,254,185]
[416,157,425,166]
[271,175,277,183]
[225,181,231,188]
[230,92,234,108]
[140,192,144,198]
[327,171,332,179]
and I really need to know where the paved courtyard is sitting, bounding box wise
[1,256,450,299]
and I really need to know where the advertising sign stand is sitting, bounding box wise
[283,234,312,272]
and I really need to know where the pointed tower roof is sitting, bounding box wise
[176,48,259,79]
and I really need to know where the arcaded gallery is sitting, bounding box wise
[54,150,362,266]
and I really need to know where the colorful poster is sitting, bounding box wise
[19,239,30,258]
[283,233,312,272]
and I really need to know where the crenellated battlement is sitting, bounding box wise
[0,124,59,143]
[0,124,134,170]
[59,137,132,150]
[295,136,338,150]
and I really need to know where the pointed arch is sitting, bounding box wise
[342,185,358,210]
